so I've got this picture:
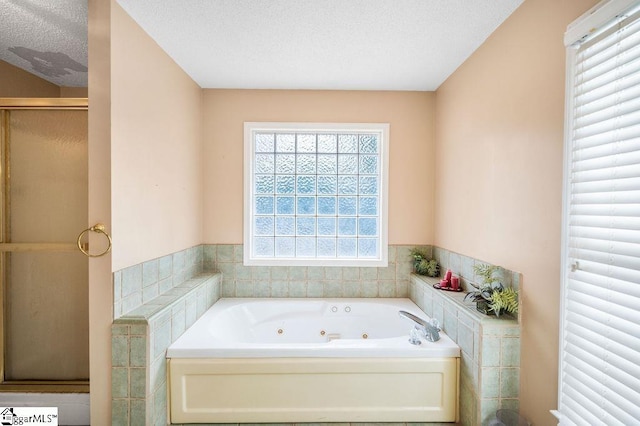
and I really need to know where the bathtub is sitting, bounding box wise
[167,298,460,424]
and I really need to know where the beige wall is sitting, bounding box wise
[0,60,60,98]
[0,60,88,99]
[87,1,204,420]
[433,0,598,424]
[60,86,89,98]
[88,0,113,423]
[111,2,204,271]
[202,89,435,245]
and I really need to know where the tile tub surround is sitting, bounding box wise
[204,244,418,298]
[113,243,423,319]
[431,246,521,296]
[410,274,521,426]
[110,243,420,425]
[114,245,204,318]
[112,273,221,426]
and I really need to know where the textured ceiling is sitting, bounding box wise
[0,0,87,87]
[0,1,524,91]
[116,0,524,91]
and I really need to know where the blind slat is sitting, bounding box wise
[568,270,640,299]
[572,136,640,159]
[566,258,640,284]
[570,202,640,216]
[578,75,640,115]
[561,4,640,424]
[577,12,640,66]
[566,292,640,330]
[564,348,640,405]
[573,123,640,151]
[565,329,640,383]
[563,366,639,425]
[563,375,630,426]
[569,225,640,245]
[576,10,640,80]
[565,301,640,347]
[575,60,640,115]
[570,214,640,231]
[575,90,640,131]
[571,175,640,193]
[573,111,640,141]
[571,166,640,184]
[568,248,640,277]
[570,188,640,204]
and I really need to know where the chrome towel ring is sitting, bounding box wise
[77,223,112,257]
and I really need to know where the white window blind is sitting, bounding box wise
[559,1,640,425]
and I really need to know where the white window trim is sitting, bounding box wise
[243,122,389,267]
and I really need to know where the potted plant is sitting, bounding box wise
[464,264,518,317]
[410,247,440,277]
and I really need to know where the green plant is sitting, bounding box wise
[464,264,518,317]
[474,264,502,287]
[410,247,440,277]
[489,288,519,316]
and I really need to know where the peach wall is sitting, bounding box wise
[60,87,89,98]
[0,60,60,97]
[88,0,112,423]
[111,2,203,271]
[434,0,598,424]
[202,89,435,245]
[0,59,88,99]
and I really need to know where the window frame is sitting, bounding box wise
[243,122,389,267]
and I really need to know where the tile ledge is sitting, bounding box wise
[115,272,221,323]
[412,274,519,325]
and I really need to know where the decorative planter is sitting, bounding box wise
[476,300,492,315]
[413,259,440,278]
[475,300,509,317]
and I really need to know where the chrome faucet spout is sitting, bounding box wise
[399,310,441,344]
[399,310,428,327]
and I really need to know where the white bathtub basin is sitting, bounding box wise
[167,297,460,358]
[167,297,460,424]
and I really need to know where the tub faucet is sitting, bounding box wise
[398,310,441,344]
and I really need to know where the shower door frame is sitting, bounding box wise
[0,98,89,393]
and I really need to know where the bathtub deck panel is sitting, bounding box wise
[168,357,459,424]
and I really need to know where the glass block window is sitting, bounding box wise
[244,123,389,266]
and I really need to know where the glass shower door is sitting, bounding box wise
[0,107,88,389]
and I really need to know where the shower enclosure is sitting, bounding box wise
[0,98,88,392]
